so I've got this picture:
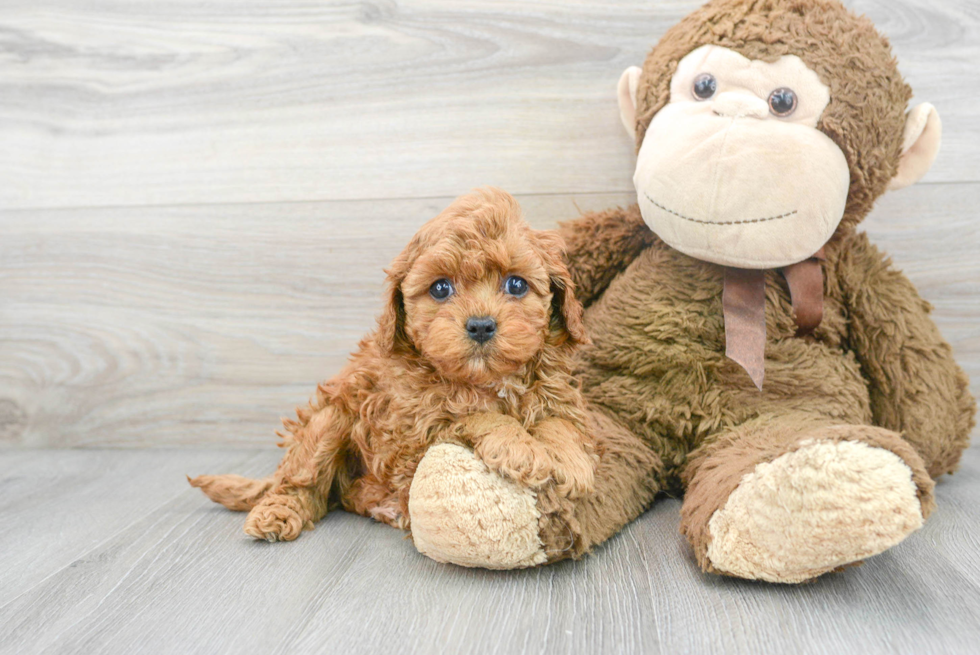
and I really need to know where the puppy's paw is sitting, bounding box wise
[476,429,556,490]
[529,418,598,499]
[550,446,598,499]
[244,494,309,542]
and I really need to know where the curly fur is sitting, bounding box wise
[190,188,596,542]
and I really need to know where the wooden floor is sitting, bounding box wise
[0,446,978,655]
[1,0,979,653]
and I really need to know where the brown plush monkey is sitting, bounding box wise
[406,0,975,583]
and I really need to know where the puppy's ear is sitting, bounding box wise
[534,230,589,347]
[376,250,414,356]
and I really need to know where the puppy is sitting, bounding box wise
[190,188,596,542]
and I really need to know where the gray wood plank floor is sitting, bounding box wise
[2,0,979,653]
[0,446,977,655]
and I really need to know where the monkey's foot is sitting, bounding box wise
[705,439,926,583]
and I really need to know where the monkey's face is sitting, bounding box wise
[627,45,849,269]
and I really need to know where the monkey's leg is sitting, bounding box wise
[407,410,661,568]
[679,412,935,583]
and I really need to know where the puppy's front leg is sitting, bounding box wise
[456,413,555,490]
[245,404,353,542]
[529,418,597,499]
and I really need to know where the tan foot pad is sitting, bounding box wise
[706,439,924,583]
[408,443,546,569]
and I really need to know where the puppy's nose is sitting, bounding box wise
[466,316,497,344]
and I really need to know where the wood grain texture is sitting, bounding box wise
[0,446,978,655]
[0,448,273,600]
[0,0,977,211]
[2,186,977,448]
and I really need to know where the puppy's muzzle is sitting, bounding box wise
[466,316,497,344]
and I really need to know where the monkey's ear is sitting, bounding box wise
[888,103,942,191]
[618,66,643,140]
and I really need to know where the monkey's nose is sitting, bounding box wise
[466,316,497,344]
[711,91,769,119]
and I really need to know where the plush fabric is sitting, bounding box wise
[547,0,974,582]
[631,0,914,235]
[632,44,849,269]
[705,438,924,583]
[410,442,547,569]
[888,102,942,191]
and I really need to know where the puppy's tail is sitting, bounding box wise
[187,474,274,511]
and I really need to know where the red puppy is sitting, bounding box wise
[190,188,596,542]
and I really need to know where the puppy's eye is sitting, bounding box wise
[429,279,455,301]
[692,73,717,100]
[503,276,528,297]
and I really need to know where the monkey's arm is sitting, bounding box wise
[557,204,655,307]
[838,231,976,478]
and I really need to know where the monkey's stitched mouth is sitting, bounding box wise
[644,192,797,226]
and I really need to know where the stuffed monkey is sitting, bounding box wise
[407,0,975,582]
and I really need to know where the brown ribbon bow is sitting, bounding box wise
[722,247,826,390]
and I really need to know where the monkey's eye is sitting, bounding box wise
[429,278,455,301]
[692,73,717,100]
[503,276,528,298]
[768,88,797,116]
